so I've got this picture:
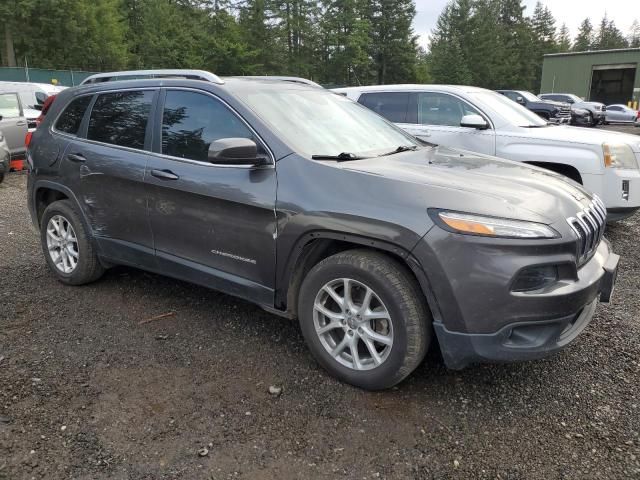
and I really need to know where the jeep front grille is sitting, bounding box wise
[567,195,607,264]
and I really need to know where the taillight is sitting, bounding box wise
[35,95,57,127]
[25,131,32,147]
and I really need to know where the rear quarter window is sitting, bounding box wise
[87,90,154,150]
[54,96,92,135]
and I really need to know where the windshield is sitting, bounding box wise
[566,94,582,103]
[470,91,547,128]
[236,89,420,158]
[520,91,540,102]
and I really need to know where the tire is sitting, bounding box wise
[40,200,104,285]
[298,249,431,390]
[0,172,4,184]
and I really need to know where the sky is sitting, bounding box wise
[414,0,637,48]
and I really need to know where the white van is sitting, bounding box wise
[0,82,66,128]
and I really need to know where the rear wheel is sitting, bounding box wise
[40,200,104,285]
[298,249,431,390]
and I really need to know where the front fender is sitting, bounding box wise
[497,137,603,175]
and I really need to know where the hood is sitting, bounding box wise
[578,101,604,108]
[515,125,640,152]
[541,100,567,108]
[341,146,590,224]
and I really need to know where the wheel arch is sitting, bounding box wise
[523,161,583,184]
[32,181,92,234]
[275,231,442,324]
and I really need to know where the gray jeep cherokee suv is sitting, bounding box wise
[26,70,619,390]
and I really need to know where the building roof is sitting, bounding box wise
[544,47,640,58]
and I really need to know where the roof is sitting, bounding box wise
[544,47,640,58]
[333,84,489,94]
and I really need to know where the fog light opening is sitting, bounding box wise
[622,180,630,201]
[512,265,559,292]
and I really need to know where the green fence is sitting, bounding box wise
[0,67,98,86]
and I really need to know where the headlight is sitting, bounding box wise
[435,211,559,239]
[603,143,638,169]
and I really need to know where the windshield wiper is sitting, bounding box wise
[378,145,418,157]
[311,152,367,161]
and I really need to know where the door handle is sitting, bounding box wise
[16,120,27,127]
[67,153,86,163]
[150,169,179,180]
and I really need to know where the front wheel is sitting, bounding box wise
[298,249,431,390]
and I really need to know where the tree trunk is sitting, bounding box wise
[4,25,17,67]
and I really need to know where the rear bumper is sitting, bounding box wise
[433,248,619,370]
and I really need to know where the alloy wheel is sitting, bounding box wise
[313,278,393,370]
[46,215,79,274]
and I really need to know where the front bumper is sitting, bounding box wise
[581,167,640,217]
[413,226,619,370]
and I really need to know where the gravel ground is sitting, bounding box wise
[2,147,640,479]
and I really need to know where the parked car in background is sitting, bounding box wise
[0,91,28,159]
[0,130,9,182]
[496,90,571,124]
[0,82,66,129]
[570,107,593,127]
[334,84,640,220]
[539,93,606,127]
[27,70,619,389]
[604,104,639,125]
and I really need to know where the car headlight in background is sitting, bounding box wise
[435,211,559,239]
[603,143,638,169]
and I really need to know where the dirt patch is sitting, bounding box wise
[1,172,639,479]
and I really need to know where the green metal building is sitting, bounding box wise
[540,48,640,105]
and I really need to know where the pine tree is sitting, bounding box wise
[367,0,419,84]
[593,14,628,50]
[530,1,557,91]
[573,18,594,52]
[427,1,473,85]
[629,20,640,47]
[557,23,571,51]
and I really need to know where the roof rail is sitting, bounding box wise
[80,69,224,85]
[230,76,322,88]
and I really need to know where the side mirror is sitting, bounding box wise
[516,96,525,104]
[207,138,267,166]
[460,114,488,130]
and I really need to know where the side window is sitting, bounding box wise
[503,91,519,102]
[607,106,621,111]
[358,92,409,123]
[161,90,259,162]
[0,93,22,118]
[418,92,482,127]
[87,90,154,150]
[54,96,92,135]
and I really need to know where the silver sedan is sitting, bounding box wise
[605,104,639,125]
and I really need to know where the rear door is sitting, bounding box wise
[60,88,157,267]
[145,88,277,305]
[0,92,27,158]
[407,92,495,155]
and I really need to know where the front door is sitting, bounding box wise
[145,89,277,305]
[404,92,496,156]
[0,92,27,158]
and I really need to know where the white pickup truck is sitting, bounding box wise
[334,85,640,220]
